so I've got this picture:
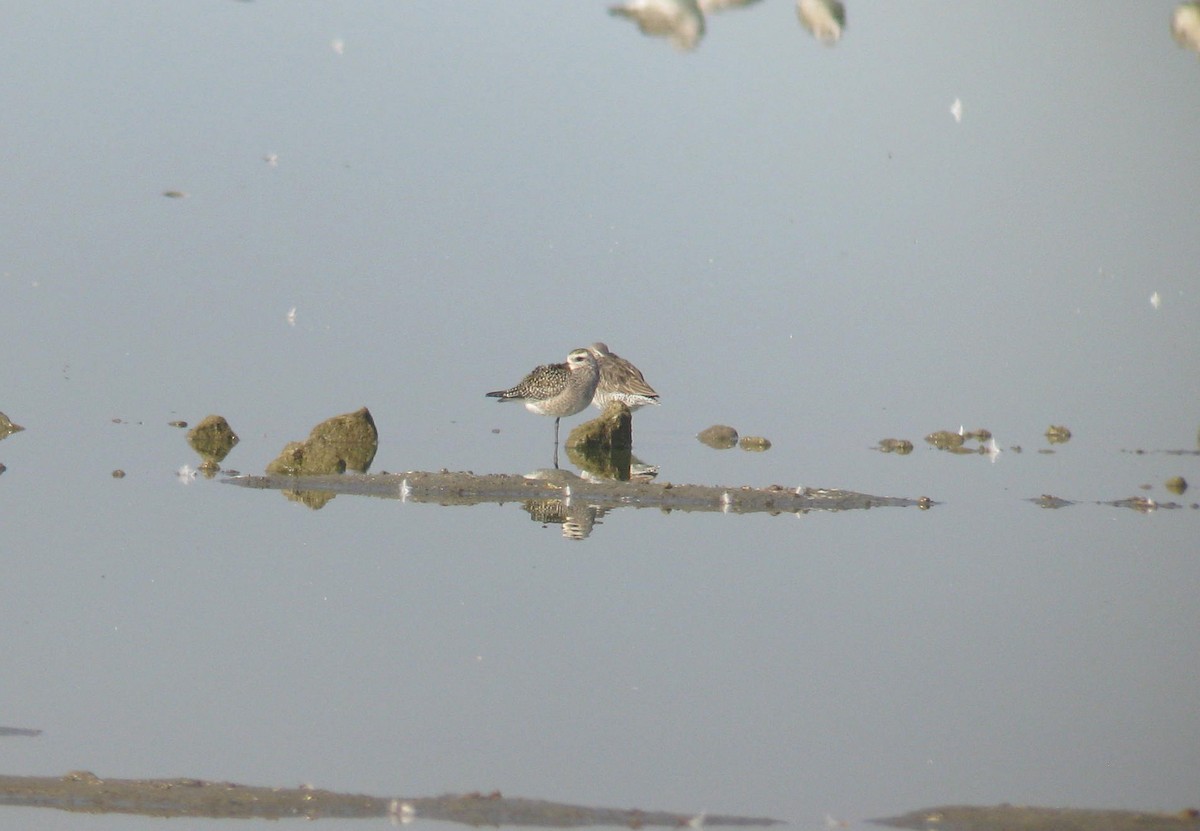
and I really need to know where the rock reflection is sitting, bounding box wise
[924,428,996,458]
[1044,424,1072,444]
[797,0,845,45]
[186,414,240,477]
[262,407,379,509]
[697,424,739,449]
[609,0,705,51]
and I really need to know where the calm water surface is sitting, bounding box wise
[2,3,1198,830]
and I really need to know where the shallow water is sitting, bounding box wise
[2,2,1199,830]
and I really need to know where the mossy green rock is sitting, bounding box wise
[186,415,239,462]
[567,402,632,451]
[697,424,738,449]
[0,411,25,441]
[266,407,377,475]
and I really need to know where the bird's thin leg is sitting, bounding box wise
[553,417,561,468]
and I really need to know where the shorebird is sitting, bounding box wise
[587,342,660,411]
[486,348,601,452]
[608,0,705,52]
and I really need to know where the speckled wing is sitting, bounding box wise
[486,362,569,402]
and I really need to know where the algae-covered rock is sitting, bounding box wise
[925,430,964,450]
[878,438,914,454]
[186,415,239,462]
[0,412,24,441]
[567,402,632,451]
[265,442,308,476]
[265,407,377,476]
[739,436,771,452]
[1045,424,1072,444]
[564,403,634,480]
[307,407,377,472]
[697,424,738,449]
[266,441,349,476]
[565,443,633,481]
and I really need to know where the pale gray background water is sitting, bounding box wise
[2,2,1198,830]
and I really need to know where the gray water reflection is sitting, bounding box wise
[2,3,1199,831]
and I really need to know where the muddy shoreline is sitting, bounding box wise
[0,773,780,826]
[871,803,1200,831]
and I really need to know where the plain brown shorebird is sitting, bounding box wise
[486,348,601,456]
[587,342,660,411]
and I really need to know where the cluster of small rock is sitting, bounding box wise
[696,424,772,452]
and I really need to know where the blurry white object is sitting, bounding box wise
[797,0,845,45]
[609,0,705,51]
[1173,3,1200,54]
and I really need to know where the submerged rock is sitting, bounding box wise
[697,424,738,449]
[925,430,964,450]
[0,411,24,441]
[567,402,632,451]
[1031,494,1074,509]
[573,397,642,476]
[186,415,240,463]
[738,436,771,452]
[1045,424,1072,444]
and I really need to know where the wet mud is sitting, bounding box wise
[872,803,1200,831]
[224,469,931,515]
[0,773,781,826]
[1031,494,1199,512]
